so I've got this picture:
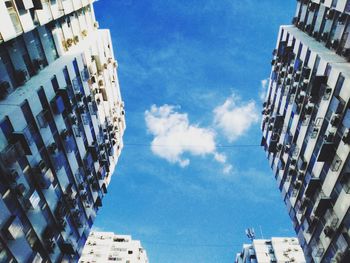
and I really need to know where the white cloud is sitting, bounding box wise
[213,94,259,142]
[214,152,226,163]
[259,78,269,101]
[145,104,229,170]
[223,164,233,175]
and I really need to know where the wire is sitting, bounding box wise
[123,143,261,148]
[140,241,243,248]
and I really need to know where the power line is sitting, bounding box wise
[141,241,243,248]
[123,143,261,148]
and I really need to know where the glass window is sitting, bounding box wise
[23,30,48,72]
[37,24,58,63]
[0,47,16,92]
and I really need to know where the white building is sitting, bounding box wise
[79,232,149,263]
[0,0,125,262]
[262,0,350,262]
[235,237,306,263]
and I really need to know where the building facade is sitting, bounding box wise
[261,0,350,262]
[235,237,306,263]
[79,232,149,263]
[0,0,125,262]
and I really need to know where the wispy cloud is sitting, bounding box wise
[213,94,259,142]
[259,78,269,101]
[145,104,230,170]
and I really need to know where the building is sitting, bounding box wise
[235,237,306,263]
[79,231,149,263]
[261,0,350,262]
[0,0,125,262]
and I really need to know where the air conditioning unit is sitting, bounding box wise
[332,39,339,50]
[326,9,335,20]
[284,144,291,153]
[324,225,335,237]
[338,13,347,24]
[321,32,329,42]
[305,102,314,115]
[58,217,67,230]
[37,160,46,173]
[78,103,86,113]
[330,114,341,127]
[294,180,302,189]
[333,251,344,262]
[81,192,88,201]
[296,91,306,104]
[277,143,283,152]
[298,171,305,180]
[301,197,311,208]
[290,158,297,166]
[289,168,297,176]
[323,87,332,100]
[8,168,20,181]
[60,129,70,140]
[15,183,27,197]
[308,2,318,12]
[303,67,311,79]
[76,92,83,101]
[324,130,335,142]
[48,143,58,155]
[69,113,77,124]
[342,129,350,144]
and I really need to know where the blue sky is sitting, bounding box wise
[93,1,296,262]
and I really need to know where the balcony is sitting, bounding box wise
[323,210,338,238]
[0,142,25,165]
[304,178,321,198]
[313,196,332,218]
[3,216,24,240]
[60,241,76,255]
[84,152,94,169]
[34,0,53,25]
[312,241,324,260]
[0,81,11,100]
[11,126,35,155]
[340,173,350,193]
[97,165,106,180]
[72,77,82,93]
[81,67,90,82]
[317,142,336,162]
[51,95,65,115]
[62,135,75,154]
[35,164,54,189]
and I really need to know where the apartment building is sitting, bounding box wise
[235,237,306,263]
[79,232,149,263]
[0,0,125,262]
[261,0,350,262]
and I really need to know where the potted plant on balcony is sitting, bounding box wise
[66,38,73,47]
[81,30,88,37]
[73,35,79,44]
